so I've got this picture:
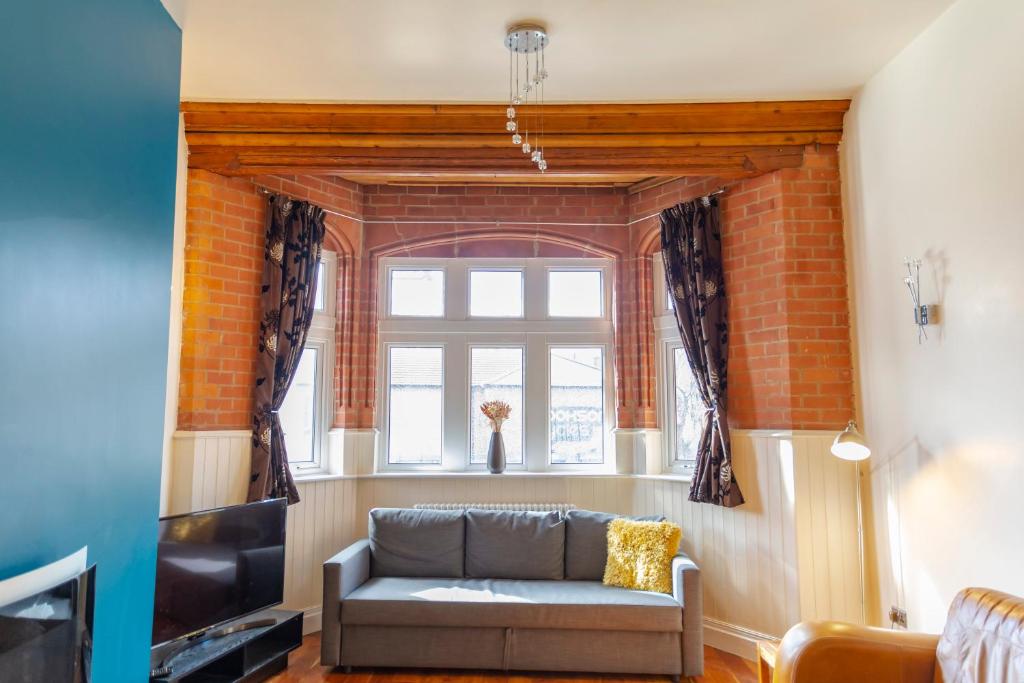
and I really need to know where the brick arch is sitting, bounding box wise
[336,228,632,431]
[368,228,623,260]
[323,224,354,257]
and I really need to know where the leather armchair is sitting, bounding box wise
[773,588,1024,683]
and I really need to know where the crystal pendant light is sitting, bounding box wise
[505,24,550,172]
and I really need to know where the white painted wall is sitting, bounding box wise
[843,0,1024,631]
[159,116,188,515]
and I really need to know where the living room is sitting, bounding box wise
[2,0,1023,681]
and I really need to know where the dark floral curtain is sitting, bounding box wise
[247,195,326,505]
[660,196,744,508]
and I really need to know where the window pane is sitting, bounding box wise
[314,261,326,311]
[390,269,444,317]
[674,347,704,463]
[470,270,524,318]
[387,347,443,464]
[279,347,318,464]
[548,270,603,317]
[470,348,524,465]
[549,347,604,464]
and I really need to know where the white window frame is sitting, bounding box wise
[287,250,337,478]
[376,257,615,473]
[467,343,526,468]
[381,342,446,469]
[468,267,526,319]
[653,252,698,476]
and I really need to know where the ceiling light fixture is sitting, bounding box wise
[505,24,549,172]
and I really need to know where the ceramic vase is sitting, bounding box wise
[487,432,506,474]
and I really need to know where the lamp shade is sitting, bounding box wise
[831,420,871,461]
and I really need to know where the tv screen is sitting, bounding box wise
[0,565,95,683]
[152,499,286,648]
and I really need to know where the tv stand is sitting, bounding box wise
[150,609,302,683]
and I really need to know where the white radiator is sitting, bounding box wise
[414,503,576,514]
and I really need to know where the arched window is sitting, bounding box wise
[378,256,614,472]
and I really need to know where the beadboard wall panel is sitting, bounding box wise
[353,475,635,532]
[169,430,250,513]
[169,431,360,632]
[168,429,862,646]
[284,477,359,632]
[632,432,801,639]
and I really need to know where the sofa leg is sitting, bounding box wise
[343,665,352,674]
[670,676,681,683]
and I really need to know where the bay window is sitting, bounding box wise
[377,257,614,472]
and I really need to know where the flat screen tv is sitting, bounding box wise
[0,564,95,682]
[151,498,286,649]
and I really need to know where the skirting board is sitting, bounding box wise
[702,617,776,660]
[302,606,322,636]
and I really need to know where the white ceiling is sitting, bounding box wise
[175,0,956,103]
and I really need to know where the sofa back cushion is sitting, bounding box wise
[368,508,465,578]
[465,510,565,580]
[564,509,665,580]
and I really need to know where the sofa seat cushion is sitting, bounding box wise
[342,577,682,633]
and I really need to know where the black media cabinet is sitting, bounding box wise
[150,609,303,683]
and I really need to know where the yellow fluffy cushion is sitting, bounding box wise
[602,518,682,594]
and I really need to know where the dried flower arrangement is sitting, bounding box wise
[480,400,512,433]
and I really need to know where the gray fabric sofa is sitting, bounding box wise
[321,507,703,679]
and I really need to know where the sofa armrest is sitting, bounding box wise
[321,539,371,667]
[672,551,703,677]
[774,622,939,683]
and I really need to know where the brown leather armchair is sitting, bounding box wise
[773,588,1024,683]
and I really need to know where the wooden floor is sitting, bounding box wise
[269,634,758,683]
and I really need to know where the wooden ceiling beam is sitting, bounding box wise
[181,100,847,181]
[182,101,848,135]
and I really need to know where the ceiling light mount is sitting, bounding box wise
[505,23,549,172]
[504,24,549,54]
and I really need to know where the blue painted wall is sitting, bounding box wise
[0,1,182,680]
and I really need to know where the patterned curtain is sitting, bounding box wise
[660,196,744,508]
[247,195,326,505]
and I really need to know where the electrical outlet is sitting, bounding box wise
[889,606,908,629]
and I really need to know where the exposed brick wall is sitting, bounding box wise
[178,170,265,430]
[627,145,852,430]
[362,184,628,223]
[359,184,632,429]
[778,146,852,428]
[178,146,852,434]
[177,170,362,430]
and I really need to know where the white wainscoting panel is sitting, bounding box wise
[169,430,250,514]
[285,477,359,632]
[631,430,863,656]
[169,430,360,633]
[169,429,863,647]
[791,432,864,625]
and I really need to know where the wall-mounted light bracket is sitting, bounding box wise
[904,257,938,344]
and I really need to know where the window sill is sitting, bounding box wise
[291,470,357,483]
[634,473,694,483]
[362,470,623,479]
[359,471,691,482]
